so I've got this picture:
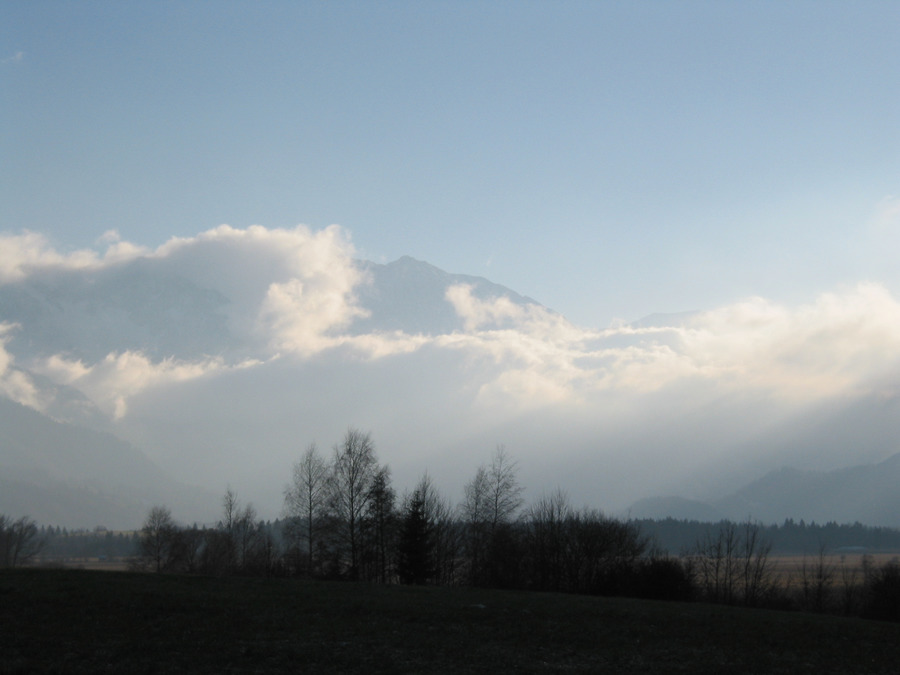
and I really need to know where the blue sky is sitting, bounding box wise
[2,1,899,326]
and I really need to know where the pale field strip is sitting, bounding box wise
[767,553,900,584]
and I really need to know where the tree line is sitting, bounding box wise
[129,428,900,620]
[7,427,900,620]
[134,429,673,597]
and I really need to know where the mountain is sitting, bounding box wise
[0,397,217,529]
[352,256,545,335]
[631,453,900,527]
[3,230,900,528]
[0,260,233,363]
[0,255,538,364]
[0,251,546,527]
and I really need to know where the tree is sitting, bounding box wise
[362,466,397,583]
[460,464,490,584]
[218,487,261,573]
[691,519,772,605]
[561,508,647,595]
[283,442,330,575]
[139,506,177,573]
[397,487,432,584]
[414,473,460,585]
[328,428,379,579]
[797,543,834,612]
[460,445,524,585]
[0,515,43,567]
[523,489,571,591]
[485,445,524,530]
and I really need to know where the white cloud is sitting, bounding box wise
[33,351,260,419]
[0,323,40,410]
[0,230,148,283]
[432,281,900,410]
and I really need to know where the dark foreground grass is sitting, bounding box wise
[2,569,899,674]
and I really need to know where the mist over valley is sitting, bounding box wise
[2,227,899,529]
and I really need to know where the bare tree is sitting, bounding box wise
[797,543,834,612]
[460,445,524,585]
[0,515,43,567]
[139,506,177,573]
[561,508,646,595]
[691,519,773,605]
[283,442,330,575]
[739,519,774,606]
[486,445,524,530]
[328,428,378,578]
[460,464,491,584]
[692,521,740,604]
[524,488,572,591]
[218,487,260,572]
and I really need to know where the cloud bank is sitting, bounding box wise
[3,224,899,513]
[5,223,900,418]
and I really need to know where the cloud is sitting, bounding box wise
[1,224,371,412]
[0,230,148,283]
[6,224,900,437]
[431,281,900,411]
[33,350,260,419]
[0,323,40,409]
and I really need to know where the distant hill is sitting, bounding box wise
[0,397,216,529]
[631,453,900,527]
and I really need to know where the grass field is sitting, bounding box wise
[3,567,900,674]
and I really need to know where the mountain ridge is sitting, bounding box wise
[630,452,900,527]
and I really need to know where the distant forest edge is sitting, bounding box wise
[5,428,900,622]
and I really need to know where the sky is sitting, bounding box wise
[3,1,898,327]
[2,2,900,521]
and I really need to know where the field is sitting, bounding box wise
[3,568,900,674]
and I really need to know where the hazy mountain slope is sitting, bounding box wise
[631,453,900,527]
[0,255,540,363]
[352,255,544,335]
[3,239,900,527]
[0,260,232,362]
[715,453,900,527]
[0,397,217,528]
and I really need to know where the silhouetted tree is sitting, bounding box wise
[523,489,571,591]
[139,506,177,573]
[397,488,432,584]
[690,519,772,605]
[218,487,263,573]
[283,442,330,575]
[415,473,460,585]
[460,446,524,585]
[362,466,397,583]
[328,428,379,579]
[863,558,900,621]
[0,515,43,567]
